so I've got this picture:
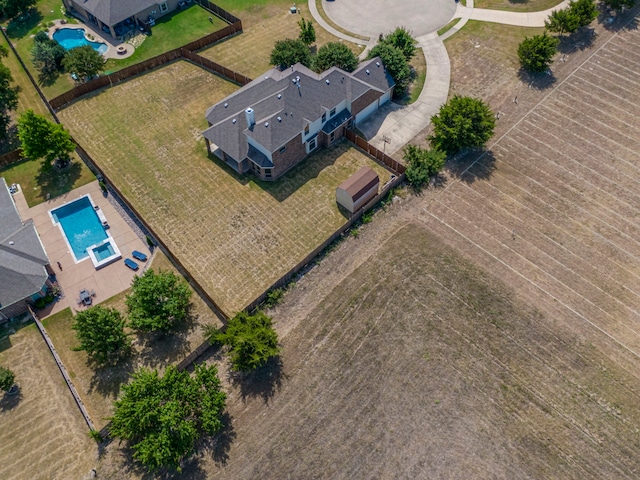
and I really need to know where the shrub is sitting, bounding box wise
[0,366,15,391]
[403,145,446,189]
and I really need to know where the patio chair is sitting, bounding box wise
[132,250,148,262]
[124,258,139,271]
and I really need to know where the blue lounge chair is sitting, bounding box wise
[124,258,139,271]
[132,250,148,262]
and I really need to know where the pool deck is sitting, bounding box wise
[48,21,136,60]
[12,180,150,316]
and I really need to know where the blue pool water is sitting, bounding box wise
[92,242,115,262]
[52,28,108,55]
[51,196,109,261]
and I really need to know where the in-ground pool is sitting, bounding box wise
[52,28,108,55]
[50,195,121,268]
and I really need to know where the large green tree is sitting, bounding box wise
[518,33,560,73]
[126,269,192,333]
[298,17,316,46]
[270,38,311,69]
[31,33,66,82]
[429,95,496,155]
[0,366,15,392]
[0,46,19,140]
[0,0,36,19]
[571,0,598,27]
[403,145,446,189]
[110,364,226,472]
[545,8,581,34]
[313,42,359,73]
[72,306,131,365]
[17,110,76,167]
[62,45,105,81]
[368,43,411,96]
[208,311,280,372]
[382,27,416,61]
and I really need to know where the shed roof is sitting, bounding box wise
[337,166,379,202]
[0,179,49,309]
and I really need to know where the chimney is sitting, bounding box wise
[245,108,255,128]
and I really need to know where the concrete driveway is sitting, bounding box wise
[323,0,458,38]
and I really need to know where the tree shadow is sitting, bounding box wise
[34,159,83,202]
[556,27,597,54]
[230,356,286,404]
[5,8,42,39]
[37,70,61,87]
[598,5,640,31]
[0,389,23,411]
[87,356,134,399]
[517,68,557,90]
[198,412,236,467]
[0,125,20,154]
[450,149,497,184]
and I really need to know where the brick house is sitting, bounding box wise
[0,179,52,322]
[202,58,395,181]
[62,0,186,38]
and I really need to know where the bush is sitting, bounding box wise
[264,288,284,308]
[368,43,411,96]
[270,38,311,70]
[518,33,560,73]
[382,27,416,61]
[403,145,446,189]
[0,366,15,391]
[313,42,358,73]
[34,30,50,43]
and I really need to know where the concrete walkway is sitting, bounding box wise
[308,0,568,154]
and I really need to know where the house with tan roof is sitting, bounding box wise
[202,58,394,181]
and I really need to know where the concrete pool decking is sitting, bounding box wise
[48,21,135,60]
[11,180,149,316]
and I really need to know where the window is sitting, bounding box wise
[308,138,317,151]
[330,107,336,117]
[304,124,309,135]
[279,145,286,154]
[251,162,259,172]
[330,131,335,143]
[322,112,326,122]
[159,2,168,12]
[265,169,273,178]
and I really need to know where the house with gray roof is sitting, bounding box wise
[62,0,184,38]
[0,179,52,322]
[202,58,394,181]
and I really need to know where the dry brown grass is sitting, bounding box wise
[58,60,390,315]
[42,251,222,429]
[199,7,365,79]
[0,322,97,480]
[473,0,563,11]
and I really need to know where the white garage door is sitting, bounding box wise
[355,101,379,125]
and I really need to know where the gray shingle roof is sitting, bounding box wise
[75,0,156,26]
[203,58,394,162]
[0,179,49,309]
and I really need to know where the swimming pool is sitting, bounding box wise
[52,28,108,55]
[50,195,120,267]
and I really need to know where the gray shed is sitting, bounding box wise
[336,166,379,214]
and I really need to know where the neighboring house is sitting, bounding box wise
[62,0,187,38]
[336,166,379,214]
[0,179,52,322]
[203,58,395,181]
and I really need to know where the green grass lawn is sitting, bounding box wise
[473,0,563,11]
[0,153,95,206]
[58,60,390,314]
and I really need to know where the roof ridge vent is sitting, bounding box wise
[224,102,228,108]
[265,122,269,127]
[375,61,380,67]
[325,79,330,85]
[277,93,282,99]
[365,69,370,75]
[232,118,237,124]
[277,116,282,122]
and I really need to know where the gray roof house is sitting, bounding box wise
[0,179,52,322]
[202,57,395,181]
[62,0,184,38]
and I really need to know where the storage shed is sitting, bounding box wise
[336,166,379,214]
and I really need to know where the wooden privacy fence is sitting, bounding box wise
[49,20,245,111]
[0,149,23,169]
[345,129,406,174]
[195,0,241,24]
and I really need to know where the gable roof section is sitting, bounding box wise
[203,58,394,160]
[337,166,379,202]
[0,179,49,309]
[352,58,396,95]
[76,0,156,26]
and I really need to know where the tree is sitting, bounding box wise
[0,366,15,392]
[601,0,635,10]
[72,306,131,365]
[571,0,598,27]
[0,0,36,19]
[313,42,359,73]
[298,17,316,46]
[382,27,416,61]
[126,269,192,333]
[518,33,560,73]
[62,45,105,81]
[270,38,311,69]
[429,95,496,155]
[368,43,411,96]
[208,310,280,372]
[0,50,19,140]
[32,33,66,82]
[17,110,76,167]
[403,145,446,189]
[545,8,581,34]
[110,364,226,472]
